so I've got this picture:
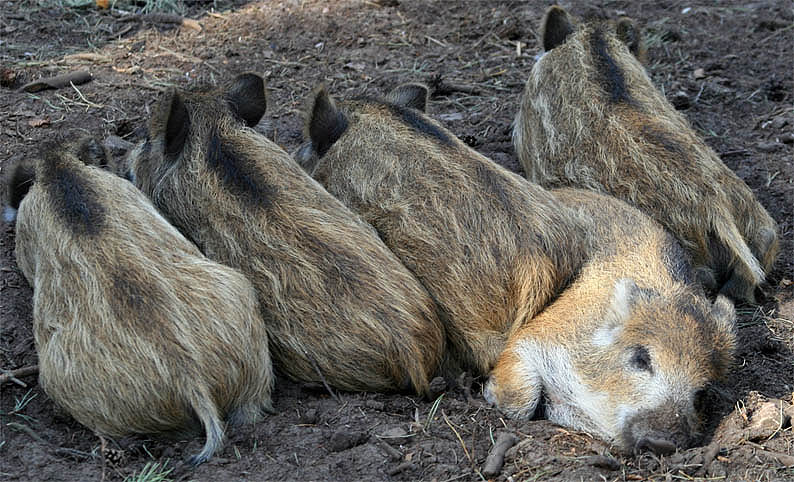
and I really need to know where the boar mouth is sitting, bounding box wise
[621,409,697,456]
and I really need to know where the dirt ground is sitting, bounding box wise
[1,0,792,480]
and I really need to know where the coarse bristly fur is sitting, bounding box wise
[7,138,274,466]
[513,5,779,303]
[296,83,590,377]
[126,73,445,395]
[485,188,737,455]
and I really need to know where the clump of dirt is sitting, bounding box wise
[1,1,792,480]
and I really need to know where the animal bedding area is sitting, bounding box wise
[1,0,792,480]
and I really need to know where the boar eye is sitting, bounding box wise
[630,346,653,373]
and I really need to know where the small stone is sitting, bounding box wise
[756,141,782,153]
[778,132,794,144]
[583,455,621,471]
[671,91,690,110]
[771,117,789,130]
[428,376,447,398]
[299,408,319,425]
[693,68,706,79]
[328,430,368,452]
[707,461,727,477]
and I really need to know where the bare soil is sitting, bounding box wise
[1,1,792,480]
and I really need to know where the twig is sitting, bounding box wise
[388,462,415,476]
[302,348,342,404]
[6,422,49,445]
[54,447,96,459]
[374,436,403,461]
[8,419,98,460]
[428,74,481,97]
[753,448,794,467]
[482,431,518,476]
[0,365,38,386]
[19,71,92,93]
[117,13,201,31]
[442,410,472,464]
[70,82,104,109]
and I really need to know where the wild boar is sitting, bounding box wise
[5,139,274,466]
[486,188,736,455]
[513,5,778,302]
[126,73,445,395]
[297,82,589,376]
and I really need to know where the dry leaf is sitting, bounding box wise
[63,53,110,64]
[95,0,109,8]
[182,19,202,32]
[28,117,51,128]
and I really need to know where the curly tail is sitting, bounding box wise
[713,213,764,285]
[186,387,225,466]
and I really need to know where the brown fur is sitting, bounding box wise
[513,6,778,302]
[126,73,445,395]
[9,139,273,466]
[486,188,736,453]
[297,83,589,376]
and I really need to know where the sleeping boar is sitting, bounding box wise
[486,188,736,455]
[296,82,588,376]
[298,84,735,453]
[5,139,273,465]
[125,73,445,395]
[513,5,778,303]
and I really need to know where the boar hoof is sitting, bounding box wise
[635,436,676,456]
[719,275,756,304]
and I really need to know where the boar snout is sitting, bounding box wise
[623,402,698,455]
[635,436,676,456]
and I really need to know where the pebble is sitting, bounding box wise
[299,408,319,425]
[756,141,782,153]
[328,430,368,452]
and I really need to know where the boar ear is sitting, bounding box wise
[541,5,575,51]
[616,17,647,62]
[3,158,35,222]
[609,278,641,322]
[305,85,349,158]
[74,137,110,168]
[594,278,640,345]
[227,73,267,127]
[160,90,190,161]
[385,83,430,112]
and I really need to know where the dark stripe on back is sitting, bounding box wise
[207,133,278,209]
[42,157,105,236]
[381,101,455,147]
[641,125,687,158]
[476,163,514,214]
[590,28,633,104]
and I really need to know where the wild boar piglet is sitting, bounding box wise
[5,139,273,466]
[126,73,445,395]
[486,189,737,455]
[297,82,589,376]
[513,5,778,302]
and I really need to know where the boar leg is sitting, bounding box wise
[484,343,542,420]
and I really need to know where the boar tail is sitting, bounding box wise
[713,213,764,284]
[186,386,225,466]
